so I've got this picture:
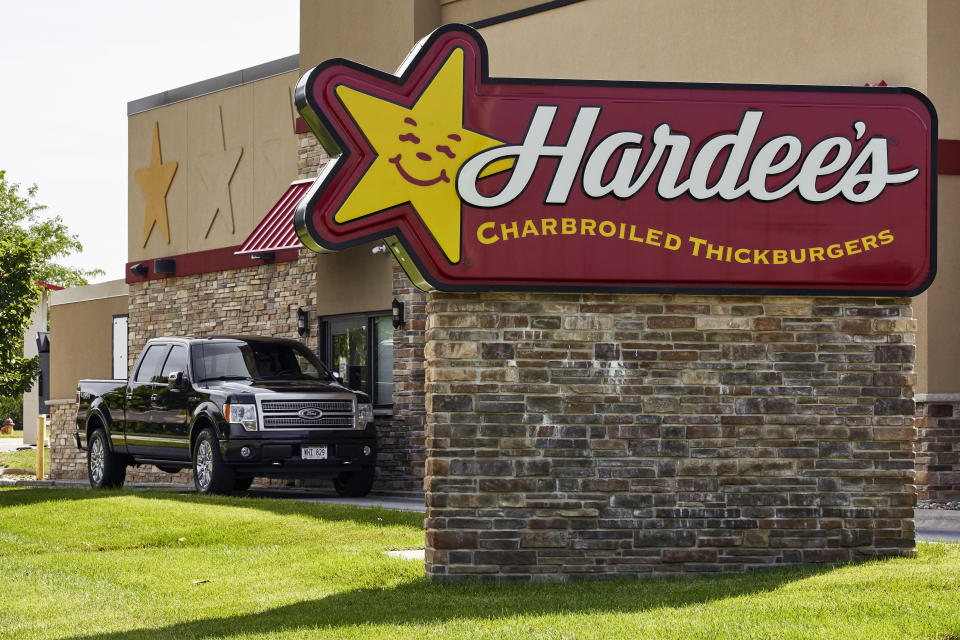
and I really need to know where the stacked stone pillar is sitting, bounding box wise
[424,293,916,581]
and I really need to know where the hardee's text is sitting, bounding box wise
[458,108,918,207]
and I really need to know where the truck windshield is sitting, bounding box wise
[196,341,332,382]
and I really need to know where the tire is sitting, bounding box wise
[333,466,375,497]
[192,428,235,494]
[233,475,255,492]
[87,428,127,489]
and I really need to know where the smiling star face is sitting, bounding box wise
[389,117,465,188]
[331,48,510,264]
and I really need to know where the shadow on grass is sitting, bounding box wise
[0,487,420,528]
[58,564,839,640]
[131,487,421,527]
[0,487,116,508]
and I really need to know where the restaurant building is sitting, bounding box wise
[47,0,960,579]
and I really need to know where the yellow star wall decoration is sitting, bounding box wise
[135,122,178,247]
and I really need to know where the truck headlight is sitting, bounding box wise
[358,403,374,427]
[225,403,258,432]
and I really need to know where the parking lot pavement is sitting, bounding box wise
[0,438,27,453]
[916,509,960,543]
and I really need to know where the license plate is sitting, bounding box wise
[301,446,328,460]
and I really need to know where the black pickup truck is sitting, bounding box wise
[75,336,377,496]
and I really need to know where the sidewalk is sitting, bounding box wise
[916,509,960,543]
[0,477,426,512]
[0,437,27,453]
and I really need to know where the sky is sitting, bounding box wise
[0,0,300,283]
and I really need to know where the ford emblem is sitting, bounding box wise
[298,408,323,420]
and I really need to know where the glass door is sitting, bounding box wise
[330,317,368,396]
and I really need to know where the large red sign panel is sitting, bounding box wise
[294,24,936,294]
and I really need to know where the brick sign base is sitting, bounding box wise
[424,293,916,581]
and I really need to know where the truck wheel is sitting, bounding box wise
[233,475,254,492]
[87,429,126,489]
[193,428,235,494]
[333,466,375,497]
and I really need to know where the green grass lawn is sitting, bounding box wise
[0,428,23,438]
[0,447,49,474]
[0,488,958,640]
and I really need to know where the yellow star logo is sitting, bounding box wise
[333,48,510,263]
[135,122,178,247]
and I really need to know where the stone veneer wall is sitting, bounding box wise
[127,249,319,365]
[383,263,429,492]
[298,131,329,180]
[424,293,917,581]
[915,399,960,501]
[48,400,82,480]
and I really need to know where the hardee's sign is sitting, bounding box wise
[294,25,936,294]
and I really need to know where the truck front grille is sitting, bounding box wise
[263,416,354,428]
[261,400,354,413]
[259,397,356,429]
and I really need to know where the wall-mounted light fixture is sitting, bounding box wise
[129,263,148,277]
[392,298,405,329]
[251,252,276,261]
[297,307,309,336]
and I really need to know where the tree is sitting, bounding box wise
[0,170,103,287]
[0,170,103,396]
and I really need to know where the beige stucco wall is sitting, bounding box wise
[300,0,440,74]
[439,0,542,24]
[49,281,129,400]
[315,243,395,317]
[919,0,960,394]
[128,71,300,262]
[478,0,926,86]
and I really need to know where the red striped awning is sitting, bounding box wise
[236,179,313,255]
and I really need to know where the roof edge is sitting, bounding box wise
[127,54,299,116]
[49,279,129,306]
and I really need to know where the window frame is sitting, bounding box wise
[160,344,190,381]
[318,310,394,409]
[134,344,170,384]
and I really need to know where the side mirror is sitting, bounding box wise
[168,371,188,390]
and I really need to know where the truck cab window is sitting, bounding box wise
[195,340,328,381]
[135,345,168,383]
[161,345,188,380]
